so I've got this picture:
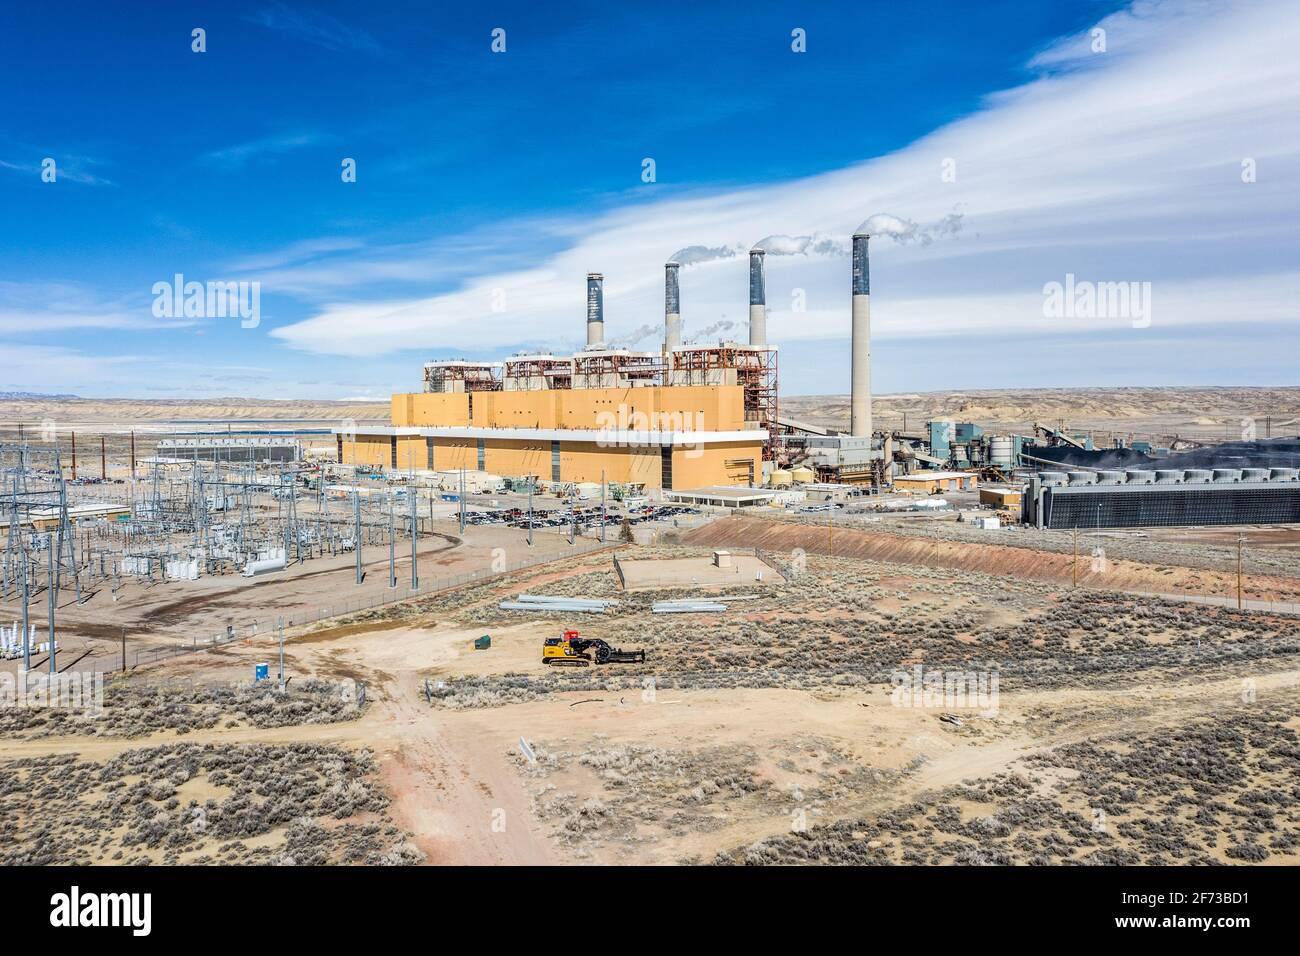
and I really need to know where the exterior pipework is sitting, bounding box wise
[850,233,872,438]
[748,249,766,348]
[586,273,604,347]
[664,261,681,352]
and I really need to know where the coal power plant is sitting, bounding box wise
[331,224,1296,534]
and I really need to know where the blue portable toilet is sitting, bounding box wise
[254,662,269,682]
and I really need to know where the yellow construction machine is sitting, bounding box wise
[542,629,646,667]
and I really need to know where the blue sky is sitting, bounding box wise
[0,0,1296,399]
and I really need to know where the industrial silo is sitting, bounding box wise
[989,436,1014,468]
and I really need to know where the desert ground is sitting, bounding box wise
[2,391,1298,867]
[783,385,1300,444]
[3,513,1298,866]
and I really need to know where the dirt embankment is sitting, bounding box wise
[682,516,1300,602]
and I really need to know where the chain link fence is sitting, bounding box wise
[127,537,613,669]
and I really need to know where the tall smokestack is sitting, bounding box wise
[850,234,872,438]
[748,249,766,347]
[586,272,604,347]
[664,261,681,352]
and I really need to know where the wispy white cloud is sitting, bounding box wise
[0,155,114,186]
[268,0,1300,361]
[247,3,386,56]
[203,132,322,169]
[0,281,182,334]
[226,236,366,273]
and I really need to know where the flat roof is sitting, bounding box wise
[338,426,768,446]
[896,471,976,481]
[664,486,775,501]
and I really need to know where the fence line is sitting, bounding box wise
[127,537,613,670]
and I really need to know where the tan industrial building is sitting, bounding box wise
[335,237,891,492]
[893,470,979,494]
[979,485,1024,510]
[336,269,772,490]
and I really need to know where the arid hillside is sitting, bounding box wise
[0,397,390,432]
[783,386,1300,442]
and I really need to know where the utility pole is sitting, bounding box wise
[130,430,136,477]
[410,482,418,590]
[354,488,363,585]
[20,547,30,671]
[101,436,107,480]
[46,536,56,674]
[600,469,607,544]
[277,616,286,691]
[1237,533,1244,611]
[458,468,466,534]
[70,431,76,481]
[121,627,126,673]
[388,490,396,588]
[527,483,534,547]
[1073,526,1079,588]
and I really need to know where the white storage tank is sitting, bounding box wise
[1125,470,1156,484]
[1155,469,1183,484]
[243,556,287,577]
[989,436,1014,468]
[1212,468,1242,482]
[1183,469,1213,483]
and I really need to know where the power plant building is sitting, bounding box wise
[336,270,774,490]
[336,231,883,491]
